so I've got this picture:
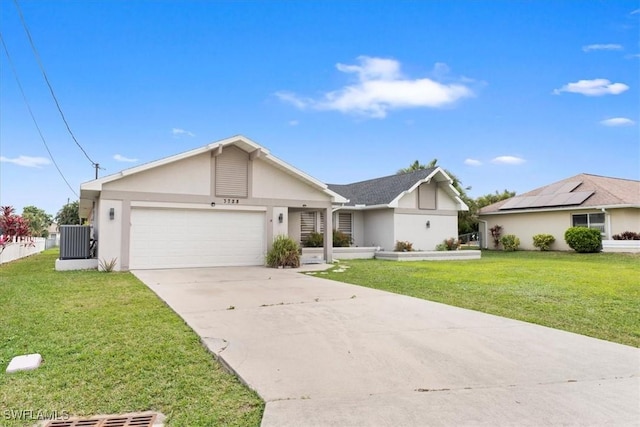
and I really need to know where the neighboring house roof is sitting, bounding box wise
[479,173,640,215]
[328,168,468,210]
[79,135,347,217]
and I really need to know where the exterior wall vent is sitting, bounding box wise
[60,225,92,260]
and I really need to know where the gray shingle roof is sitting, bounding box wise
[479,173,640,214]
[328,168,437,206]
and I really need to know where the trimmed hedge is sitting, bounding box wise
[564,227,602,253]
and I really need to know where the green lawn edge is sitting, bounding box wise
[323,250,640,347]
[0,250,264,427]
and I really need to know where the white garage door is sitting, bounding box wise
[130,208,265,269]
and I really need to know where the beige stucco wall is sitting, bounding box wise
[363,209,395,250]
[396,182,458,211]
[610,208,640,236]
[96,199,123,270]
[252,159,329,202]
[394,212,458,251]
[397,189,418,208]
[271,207,288,238]
[349,210,365,247]
[479,208,640,251]
[437,186,458,210]
[104,153,211,195]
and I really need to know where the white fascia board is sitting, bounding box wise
[331,204,389,211]
[388,168,461,208]
[456,196,470,211]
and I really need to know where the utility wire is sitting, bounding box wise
[13,0,99,170]
[0,32,79,198]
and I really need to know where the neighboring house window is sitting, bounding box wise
[215,146,248,197]
[572,213,605,234]
[337,212,352,238]
[300,211,325,241]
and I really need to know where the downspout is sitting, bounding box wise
[601,208,611,240]
[478,219,488,249]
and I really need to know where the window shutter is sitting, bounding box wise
[215,146,248,197]
[301,212,316,240]
[418,183,436,209]
[338,212,352,236]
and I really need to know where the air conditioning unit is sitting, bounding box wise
[60,225,91,259]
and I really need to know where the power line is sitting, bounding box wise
[13,0,99,171]
[0,32,79,198]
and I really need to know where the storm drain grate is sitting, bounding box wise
[45,413,156,427]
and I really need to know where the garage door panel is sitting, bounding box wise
[130,208,265,269]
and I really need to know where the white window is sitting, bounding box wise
[572,213,605,234]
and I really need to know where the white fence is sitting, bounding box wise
[0,238,46,265]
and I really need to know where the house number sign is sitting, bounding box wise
[223,199,240,204]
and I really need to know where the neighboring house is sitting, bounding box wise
[79,135,468,271]
[478,174,640,251]
[80,136,346,271]
[46,222,60,248]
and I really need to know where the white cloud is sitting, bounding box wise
[464,158,482,166]
[600,117,635,127]
[277,56,475,118]
[491,156,525,165]
[172,128,195,137]
[0,155,50,168]
[113,154,138,162]
[553,79,629,96]
[582,44,623,52]
[288,120,299,126]
[631,9,639,14]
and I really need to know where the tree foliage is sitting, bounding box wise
[0,206,33,252]
[22,205,53,237]
[476,190,516,209]
[396,159,438,174]
[55,201,81,225]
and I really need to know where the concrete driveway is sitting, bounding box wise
[133,266,640,426]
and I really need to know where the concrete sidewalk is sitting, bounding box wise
[133,266,640,426]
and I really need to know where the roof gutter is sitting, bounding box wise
[479,204,640,216]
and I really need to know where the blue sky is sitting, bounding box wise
[1,1,638,216]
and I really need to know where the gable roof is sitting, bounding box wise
[479,173,640,215]
[328,168,468,210]
[79,135,347,217]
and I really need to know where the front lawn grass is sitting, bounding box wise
[0,250,263,427]
[324,251,640,347]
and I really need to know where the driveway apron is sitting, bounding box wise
[133,267,640,427]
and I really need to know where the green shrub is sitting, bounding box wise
[564,227,602,253]
[532,234,555,251]
[394,241,413,252]
[500,234,520,251]
[333,230,352,247]
[302,232,324,247]
[436,238,459,251]
[266,235,300,268]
